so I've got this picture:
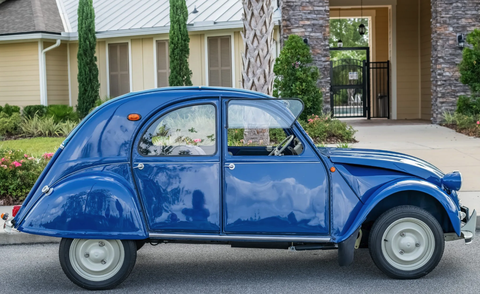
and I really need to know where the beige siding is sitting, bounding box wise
[375,8,389,62]
[189,34,204,86]
[420,0,432,120]
[0,42,41,106]
[97,41,108,99]
[396,0,421,119]
[45,42,69,105]
[131,39,144,92]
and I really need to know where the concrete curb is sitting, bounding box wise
[0,231,59,246]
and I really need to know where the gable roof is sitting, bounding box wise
[61,0,280,34]
[0,0,64,35]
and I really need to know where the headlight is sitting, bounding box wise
[442,171,462,191]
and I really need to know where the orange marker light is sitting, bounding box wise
[0,213,4,219]
[330,167,336,173]
[128,113,141,121]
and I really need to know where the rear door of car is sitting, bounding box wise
[131,98,221,233]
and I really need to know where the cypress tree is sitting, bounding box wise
[169,0,192,86]
[77,0,99,118]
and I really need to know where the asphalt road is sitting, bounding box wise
[0,237,478,294]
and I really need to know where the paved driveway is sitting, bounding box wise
[347,119,480,210]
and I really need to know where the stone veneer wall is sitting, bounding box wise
[431,0,480,123]
[281,0,331,112]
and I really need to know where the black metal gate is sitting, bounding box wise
[329,47,390,119]
[329,47,369,118]
[369,61,390,118]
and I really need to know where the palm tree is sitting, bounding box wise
[241,0,275,144]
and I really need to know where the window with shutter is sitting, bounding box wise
[207,36,232,87]
[156,40,169,88]
[108,43,130,97]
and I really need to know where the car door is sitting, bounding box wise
[222,99,330,235]
[132,99,221,233]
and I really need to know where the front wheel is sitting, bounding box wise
[369,205,444,279]
[59,238,137,290]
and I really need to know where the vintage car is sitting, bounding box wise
[2,87,476,290]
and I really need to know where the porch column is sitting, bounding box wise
[281,0,331,113]
[430,0,480,123]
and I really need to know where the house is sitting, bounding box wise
[0,0,478,123]
[0,0,282,108]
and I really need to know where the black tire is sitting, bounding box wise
[368,205,444,279]
[136,240,147,251]
[59,238,137,290]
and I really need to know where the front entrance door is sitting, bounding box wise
[222,99,330,235]
[330,47,370,118]
[132,99,221,233]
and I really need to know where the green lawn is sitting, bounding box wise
[0,137,65,157]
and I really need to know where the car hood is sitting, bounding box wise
[320,148,444,187]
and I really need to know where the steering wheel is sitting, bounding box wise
[269,135,295,156]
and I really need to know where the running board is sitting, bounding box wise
[148,233,331,243]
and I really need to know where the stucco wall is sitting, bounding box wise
[44,42,69,105]
[0,42,40,107]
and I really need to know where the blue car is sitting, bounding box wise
[3,87,476,290]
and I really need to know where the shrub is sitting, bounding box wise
[0,149,51,202]
[37,116,62,137]
[58,120,78,136]
[1,104,21,116]
[454,113,477,130]
[273,35,323,120]
[23,105,47,118]
[0,112,22,136]
[300,113,356,144]
[46,105,79,123]
[456,95,480,116]
[459,29,480,95]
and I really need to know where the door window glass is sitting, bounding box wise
[139,104,216,156]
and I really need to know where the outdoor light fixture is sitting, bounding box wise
[303,38,309,46]
[192,5,198,14]
[359,23,366,35]
[359,0,366,35]
[457,33,466,49]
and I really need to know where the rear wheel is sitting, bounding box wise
[59,238,137,290]
[369,205,444,279]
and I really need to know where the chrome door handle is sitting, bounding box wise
[226,163,235,170]
[133,163,144,170]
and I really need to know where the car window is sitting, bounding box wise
[139,104,216,156]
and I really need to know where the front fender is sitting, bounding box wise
[337,178,460,242]
[17,171,147,239]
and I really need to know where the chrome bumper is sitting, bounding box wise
[460,208,476,244]
[445,207,476,244]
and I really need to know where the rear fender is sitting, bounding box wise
[336,178,460,243]
[17,171,147,239]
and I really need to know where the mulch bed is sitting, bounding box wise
[442,124,480,138]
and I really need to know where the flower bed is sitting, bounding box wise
[0,150,53,205]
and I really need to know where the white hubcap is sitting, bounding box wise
[70,239,125,281]
[381,218,435,271]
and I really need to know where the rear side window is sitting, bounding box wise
[138,104,216,156]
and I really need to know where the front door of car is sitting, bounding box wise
[132,99,221,233]
[222,99,330,235]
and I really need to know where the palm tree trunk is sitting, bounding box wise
[241,0,275,144]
